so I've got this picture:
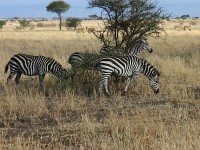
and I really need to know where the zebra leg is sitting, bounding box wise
[7,72,16,84]
[98,79,104,96]
[15,73,22,85]
[39,74,45,90]
[104,78,110,96]
[122,76,133,95]
[133,76,139,95]
[98,75,111,96]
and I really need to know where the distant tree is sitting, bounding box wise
[13,17,19,20]
[89,14,99,20]
[180,15,190,19]
[19,20,30,29]
[46,1,70,30]
[0,20,6,29]
[66,17,82,29]
[193,17,199,20]
[88,0,169,53]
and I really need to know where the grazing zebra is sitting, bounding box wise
[68,52,99,80]
[95,55,160,96]
[4,54,66,90]
[100,39,153,57]
[68,52,85,65]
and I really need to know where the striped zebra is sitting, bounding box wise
[68,52,84,65]
[68,52,99,79]
[95,55,160,96]
[100,39,153,57]
[4,54,66,90]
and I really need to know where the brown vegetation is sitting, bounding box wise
[0,19,200,149]
[75,27,85,33]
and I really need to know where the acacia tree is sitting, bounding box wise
[88,0,169,54]
[47,1,70,30]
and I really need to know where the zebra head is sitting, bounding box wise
[149,70,160,94]
[138,39,153,53]
[50,62,67,80]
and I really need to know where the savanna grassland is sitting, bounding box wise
[0,19,200,149]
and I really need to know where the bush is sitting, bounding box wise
[66,17,82,29]
[0,20,6,29]
[19,20,30,29]
[36,23,57,27]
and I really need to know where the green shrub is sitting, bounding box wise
[0,20,6,29]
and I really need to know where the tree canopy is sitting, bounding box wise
[47,1,70,30]
[88,0,169,54]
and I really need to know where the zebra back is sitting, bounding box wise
[68,52,84,65]
[68,52,99,69]
[99,39,153,57]
[99,46,125,57]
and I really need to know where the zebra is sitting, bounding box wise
[68,52,85,65]
[99,39,153,90]
[99,39,153,57]
[4,54,66,90]
[68,51,99,80]
[95,55,160,96]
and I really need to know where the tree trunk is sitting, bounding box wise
[59,14,62,30]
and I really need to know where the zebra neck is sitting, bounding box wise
[141,59,153,78]
[130,44,142,55]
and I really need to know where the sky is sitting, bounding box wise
[0,0,199,18]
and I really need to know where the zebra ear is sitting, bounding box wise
[157,71,160,76]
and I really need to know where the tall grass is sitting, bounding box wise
[0,25,200,149]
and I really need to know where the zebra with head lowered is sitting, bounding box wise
[95,55,160,96]
[5,54,66,90]
[68,51,99,77]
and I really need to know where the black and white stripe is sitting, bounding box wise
[100,39,153,57]
[4,54,66,90]
[95,55,160,96]
[68,52,99,71]
[68,52,85,65]
[129,39,153,56]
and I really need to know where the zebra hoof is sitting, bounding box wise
[121,91,127,96]
[133,92,139,95]
[105,92,111,97]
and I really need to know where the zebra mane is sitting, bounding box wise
[47,56,62,67]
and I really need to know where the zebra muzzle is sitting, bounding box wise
[154,89,159,94]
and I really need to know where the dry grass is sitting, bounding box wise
[0,20,200,149]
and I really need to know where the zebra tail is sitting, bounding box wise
[95,62,99,69]
[95,60,102,71]
[4,61,10,74]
